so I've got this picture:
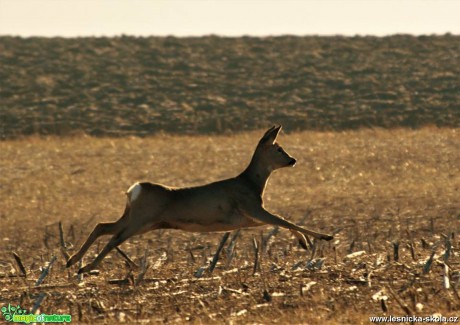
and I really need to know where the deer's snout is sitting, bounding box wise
[288,158,297,166]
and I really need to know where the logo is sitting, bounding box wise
[1,304,71,323]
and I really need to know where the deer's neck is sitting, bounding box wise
[240,154,272,196]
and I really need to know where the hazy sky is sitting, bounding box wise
[1,0,459,37]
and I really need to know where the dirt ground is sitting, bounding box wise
[0,128,458,324]
[1,35,459,139]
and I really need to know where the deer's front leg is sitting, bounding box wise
[289,229,311,250]
[246,205,333,241]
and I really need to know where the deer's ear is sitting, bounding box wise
[259,125,282,145]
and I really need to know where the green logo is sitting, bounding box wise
[1,304,71,323]
[1,304,27,322]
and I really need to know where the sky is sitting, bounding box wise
[0,0,459,37]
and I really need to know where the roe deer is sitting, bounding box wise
[67,125,333,274]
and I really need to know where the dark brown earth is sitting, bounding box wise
[1,35,459,139]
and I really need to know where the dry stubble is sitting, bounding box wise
[0,128,459,324]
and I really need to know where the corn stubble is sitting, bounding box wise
[0,128,458,324]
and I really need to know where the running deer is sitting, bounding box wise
[67,125,333,274]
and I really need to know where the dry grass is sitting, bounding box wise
[0,128,459,324]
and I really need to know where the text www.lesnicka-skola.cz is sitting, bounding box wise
[369,315,459,323]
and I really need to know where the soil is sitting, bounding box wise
[0,35,459,324]
[1,35,459,139]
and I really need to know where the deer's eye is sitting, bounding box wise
[277,148,283,153]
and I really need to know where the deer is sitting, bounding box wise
[66,125,333,274]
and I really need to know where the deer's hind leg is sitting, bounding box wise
[66,206,130,268]
[77,220,150,274]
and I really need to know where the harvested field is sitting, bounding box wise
[1,35,459,139]
[0,128,459,324]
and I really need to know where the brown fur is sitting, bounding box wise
[66,125,333,274]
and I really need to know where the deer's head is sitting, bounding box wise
[256,125,297,171]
